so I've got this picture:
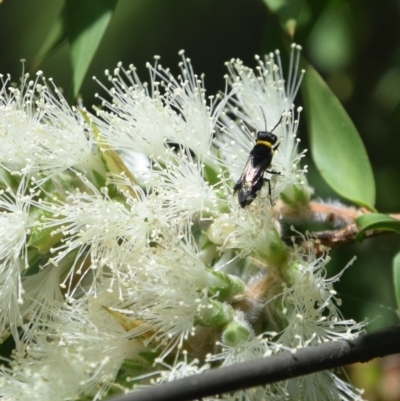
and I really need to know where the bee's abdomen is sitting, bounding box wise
[238,187,254,208]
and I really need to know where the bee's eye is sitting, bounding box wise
[269,134,278,144]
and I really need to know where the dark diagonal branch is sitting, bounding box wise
[107,325,400,401]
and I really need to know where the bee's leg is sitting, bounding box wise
[263,178,275,206]
[266,169,281,176]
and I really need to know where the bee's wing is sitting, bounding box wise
[233,154,268,193]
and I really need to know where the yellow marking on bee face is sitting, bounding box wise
[255,140,272,148]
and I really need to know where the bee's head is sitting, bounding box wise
[256,131,278,145]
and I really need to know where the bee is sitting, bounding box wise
[233,112,282,208]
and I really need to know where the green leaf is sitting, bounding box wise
[302,66,376,210]
[66,0,118,99]
[262,0,303,37]
[393,252,400,310]
[31,7,67,70]
[307,2,353,73]
[355,213,400,241]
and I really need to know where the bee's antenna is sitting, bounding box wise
[271,114,283,133]
[259,106,268,131]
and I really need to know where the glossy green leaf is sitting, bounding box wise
[31,7,67,70]
[66,0,118,99]
[393,252,400,310]
[262,0,303,37]
[355,213,400,241]
[302,66,376,210]
[307,2,353,73]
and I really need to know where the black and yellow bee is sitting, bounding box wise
[233,113,282,208]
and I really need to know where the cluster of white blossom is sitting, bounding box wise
[0,45,364,400]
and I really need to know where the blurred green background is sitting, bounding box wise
[0,0,399,398]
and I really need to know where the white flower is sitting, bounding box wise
[275,246,366,401]
[207,198,280,260]
[0,181,33,266]
[226,43,303,127]
[208,332,288,401]
[31,78,103,183]
[277,249,364,348]
[0,260,24,344]
[94,52,228,172]
[151,350,210,384]
[107,242,211,357]
[0,303,141,401]
[0,179,36,342]
[217,44,306,203]
[37,175,169,297]
[0,71,101,181]
[20,265,64,342]
[0,71,43,173]
[94,62,178,159]
[150,150,225,225]
[286,371,364,401]
[205,242,365,401]
[270,107,307,195]
[150,50,228,159]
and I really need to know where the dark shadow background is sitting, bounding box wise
[1,1,400,395]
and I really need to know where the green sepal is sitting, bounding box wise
[222,321,253,347]
[112,353,158,393]
[280,259,299,286]
[280,183,311,209]
[27,209,63,254]
[207,270,245,301]
[195,300,234,327]
[28,225,63,255]
[257,227,288,267]
[24,248,53,276]
[138,350,161,365]
[92,168,107,188]
[121,353,153,373]
[203,163,220,186]
[0,170,20,191]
